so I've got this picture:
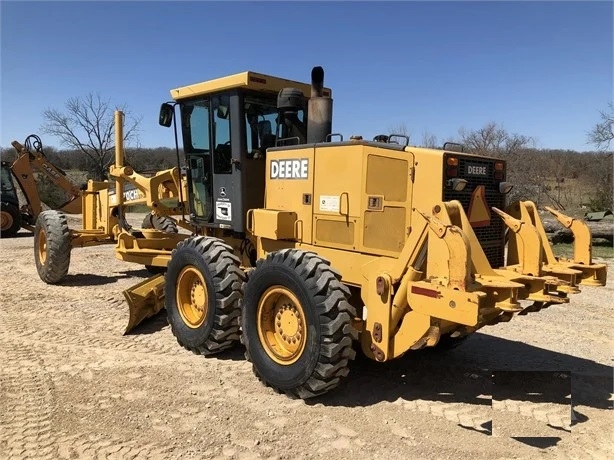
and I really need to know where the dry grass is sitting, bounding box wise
[552,241,614,260]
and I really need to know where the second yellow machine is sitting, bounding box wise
[33,66,607,399]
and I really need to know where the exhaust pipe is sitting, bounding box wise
[307,66,333,144]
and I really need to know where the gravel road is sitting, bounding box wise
[1,214,612,459]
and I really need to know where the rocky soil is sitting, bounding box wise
[1,215,612,459]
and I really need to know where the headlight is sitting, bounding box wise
[499,182,513,194]
[447,178,468,192]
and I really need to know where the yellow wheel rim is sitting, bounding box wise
[1,211,12,231]
[257,286,307,365]
[176,266,208,328]
[38,229,47,264]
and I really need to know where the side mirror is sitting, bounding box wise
[217,105,229,120]
[159,103,174,127]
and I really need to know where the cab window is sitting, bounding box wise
[245,95,279,159]
[212,95,232,174]
[181,101,210,154]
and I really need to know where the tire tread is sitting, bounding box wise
[0,202,22,238]
[167,236,245,356]
[34,210,71,284]
[242,249,358,399]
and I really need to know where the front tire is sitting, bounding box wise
[142,214,178,233]
[142,214,178,274]
[0,202,22,238]
[34,210,71,283]
[165,236,245,355]
[242,249,358,399]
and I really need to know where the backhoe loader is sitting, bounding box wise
[1,135,82,237]
[33,66,608,399]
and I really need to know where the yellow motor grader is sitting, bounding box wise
[33,66,607,399]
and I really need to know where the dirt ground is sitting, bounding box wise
[1,214,612,460]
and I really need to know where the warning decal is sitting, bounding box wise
[319,195,340,213]
[467,185,491,227]
[216,201,232,221]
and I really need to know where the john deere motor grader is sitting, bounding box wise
[33,66,607,399]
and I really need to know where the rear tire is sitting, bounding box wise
[165,236,245,355]
[34,210,71,284]
[0,202,22,238]
[242,249,358,399]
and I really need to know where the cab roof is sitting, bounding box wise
[169,71,332,101]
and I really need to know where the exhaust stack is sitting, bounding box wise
[307,66,333,144]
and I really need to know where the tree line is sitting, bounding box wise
[1,92,611,214]
[2,132,610,213]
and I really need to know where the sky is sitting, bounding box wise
[1,0,612,152]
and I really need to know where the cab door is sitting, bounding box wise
[181,101,213,223]
[209,94,235,227]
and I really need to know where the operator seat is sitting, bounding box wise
[283,112,307,144]
[257,120,275,158]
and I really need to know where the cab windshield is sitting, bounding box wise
[1,165,15,191]
[244,95,278,159]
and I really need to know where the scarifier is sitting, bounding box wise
[33,66,608,399]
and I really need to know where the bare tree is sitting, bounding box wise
[458,122,542,204]
[41,93,142,180]
[459,121,534,157]
[588,102,614,152]
[585,104,613,210]
[387,123,411,144]
[421,129,438,148]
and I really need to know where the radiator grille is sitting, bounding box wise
[443,156,506,268]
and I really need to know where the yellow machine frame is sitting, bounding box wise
[31,66,608,400]
[248,141,607,362]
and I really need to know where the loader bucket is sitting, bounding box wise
[123,274,166,334]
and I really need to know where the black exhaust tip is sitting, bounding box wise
[311,66,324,97]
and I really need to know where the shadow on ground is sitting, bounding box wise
[60,269,150,286]
[512,437,563,449]
[310,333,612,415]
[128,310,246,362]
[127,310,169,335]
[4,230,34,239]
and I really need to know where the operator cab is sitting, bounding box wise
[0,161,20,208]
[159,70,331,234]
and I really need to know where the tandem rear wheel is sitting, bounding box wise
[164,236,245,355]
[241,249,358,399]
[165,242,359,399]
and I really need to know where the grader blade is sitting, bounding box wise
[123,274,166,334]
